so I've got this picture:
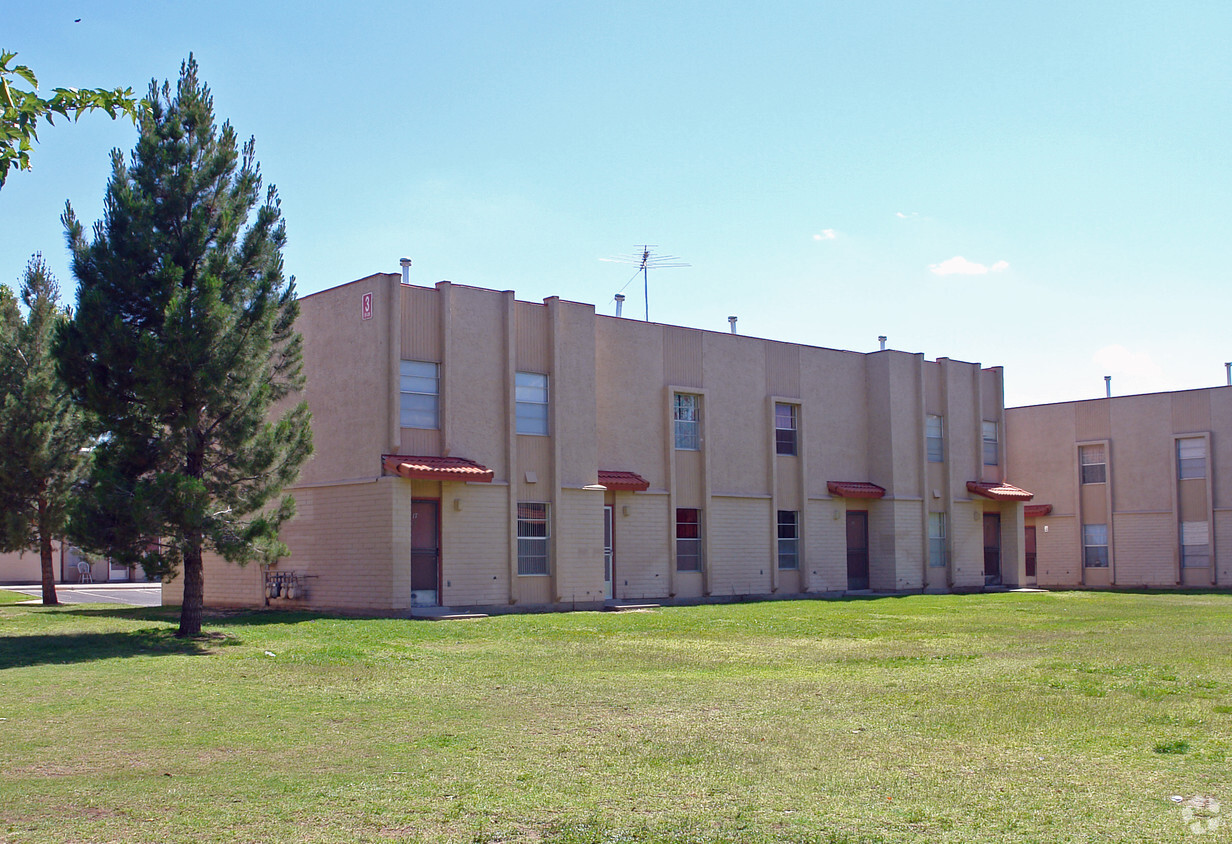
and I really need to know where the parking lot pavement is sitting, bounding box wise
[5,583,163,607]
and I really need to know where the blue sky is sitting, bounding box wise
[4,1,1230,406]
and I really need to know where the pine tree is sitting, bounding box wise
[56,56,312,636]
[0,255,91,606]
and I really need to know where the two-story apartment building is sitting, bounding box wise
[169,267,1035,614]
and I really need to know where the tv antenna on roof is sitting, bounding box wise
[601,245,689,322]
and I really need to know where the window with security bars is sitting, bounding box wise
[1079,444,1106,484]
[515,372,549,435]
[928,512,947,567]
[926,415,943,463]
[676,508,702,571]
[775,403,798,456]
[674,394,700,450]
[982,421,999,466]
[399,360,439,429]
[777,510,799,569]
[517,502,550,575]
[1178,437,1206,480]
[1181,521,1210,568]
[1082,523,1109,568]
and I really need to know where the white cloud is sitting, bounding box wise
[1092,344,1163,379]
[928,256,1010,276]
[895,211,918,219]
[812,229,837,241]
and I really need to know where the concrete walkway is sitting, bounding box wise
[4,582,163,607]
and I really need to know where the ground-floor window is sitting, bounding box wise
[517,502,550,575]
[1082,523,1109,567]
[676,508,703,571]
[1181,521,1210,568]
[777,510,799,569]
[928,512,947,567]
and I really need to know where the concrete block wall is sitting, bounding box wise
[950,501,985,589]
[554,488,606,604]
[805,498,847,592]
[610,492,670,600]
[1111,512,1177,586]
[708,496,773,597]
[441,483,510,607]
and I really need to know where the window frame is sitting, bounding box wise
[928,512,947,567]
[1082,523,1109,568]
[1181,520,1210,568]
[516,502,550,575]
[1079,444,1107,485]
[515,371,549,436]
[674,393,701,451]
[982,420,999,466]
[776,510,799,570]
[774,403,798,456]
[399,359,440,430]
[926,414,944,463]
[1177,437,1207,480]
[675,508,703,571]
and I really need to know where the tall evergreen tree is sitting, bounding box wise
[0,255,91,606]
[56,56,312,636]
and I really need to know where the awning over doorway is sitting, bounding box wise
[597,469,650,491]
[382,454,494,483]
[1024,504,1053,518]
[966,481,1034,501]
[826,481,886,499]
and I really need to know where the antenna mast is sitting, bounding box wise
[601,245,689,321]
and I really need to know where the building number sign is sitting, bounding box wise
[361,292,374,320]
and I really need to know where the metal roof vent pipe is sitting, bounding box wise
[878,335,887,351]
[1225,362,1231,386]
[614,293,625,317]
[1105,375,1112,398]
[728,316,738,334]
[399,257,412,285]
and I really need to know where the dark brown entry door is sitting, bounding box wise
[1024,525,1037,578]
[846,511,870,590]
[411,500,440,607]
[983,513,1001,586]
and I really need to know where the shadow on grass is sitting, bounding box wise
[0,627,229,670]
[53,605,330,628]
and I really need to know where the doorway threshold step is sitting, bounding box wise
[410,607,488,620]
[603,602,661,612]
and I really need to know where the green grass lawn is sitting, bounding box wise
[1,591,1229,843]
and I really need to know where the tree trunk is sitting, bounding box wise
[178,538,204,637]
[37,497,58,606]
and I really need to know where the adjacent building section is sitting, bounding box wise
[1006,387,1230,588]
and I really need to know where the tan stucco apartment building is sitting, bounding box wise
[171,269,1038,614]
[1006,387,1230,589]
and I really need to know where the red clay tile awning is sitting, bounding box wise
[827,481,886,499]
[1024,504,1053,518]
[383,454,494,483]
[967,481,1034,501]
[598,470,650,491]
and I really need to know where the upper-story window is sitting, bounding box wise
[1079,444,1106,484]
[399,360,439,429]
[1178,437,1206,479]
[775,403,798,456]
[926,414,944,463]
[982,421,999,466]
[674,393,701,450]
[515,372,549,435]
